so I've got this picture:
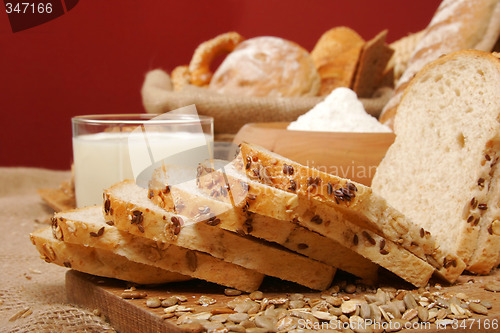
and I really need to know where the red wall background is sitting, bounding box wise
[0,0,440,170]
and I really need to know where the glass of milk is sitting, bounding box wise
[72,112,214,207]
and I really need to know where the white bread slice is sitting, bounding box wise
[104,180,336,290]
[372,50,500,274]
[148,164,379,283]
[233,143,465,283]
[30,227,191,285]
[196,161,434,287]
[51,205,263,292]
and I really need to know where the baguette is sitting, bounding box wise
[195,159,435,287]
[380,0,500,127]
[372,50,500,274]
[51,205,263,292]
[234,142,465,283]
[149,164,379,283]
[104,181,336,290]
[30,227,190,285]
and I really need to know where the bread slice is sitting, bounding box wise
[149,164,379,283]
[52,205,263,292]
[372,50,500,274]
[104,180,336,290]
[234,142,465,283]
[196,160,435,287]
[30,227,191,285]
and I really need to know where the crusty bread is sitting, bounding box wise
[104,181,336,290]
[234,142,465,283]
[351,30,395,98]
[195,159,436,287]
[372,50,500,274]
[380,0,500,128]
[149,164,379,283]
[208,36,321,97]
[30,227,190,285]
[52,205,263,291]
[310,27,365,96]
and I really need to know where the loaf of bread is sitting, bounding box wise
[104,180,336,291]
[149,163,379,283]
[372,50,500,275]
[30,227,191,285]
[208,36,321,97]
[379,0,500,128]
[310,27,365,96]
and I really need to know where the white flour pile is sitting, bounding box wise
[287,87,392,132]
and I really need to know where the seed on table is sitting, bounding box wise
[325,296,343,306]
[161,296,179,307]
[468,302,488,315]
[224,288,242,296]
[228,312,249,323]
[480,300,492,309]
[249,290,264,300]
[344,284,357,294]
[403,293,418,309]
[402,308,418,321]
[483,282,500,292]
[146,297,162,308]
[329,306,343,317]
[360,303,371,319]
[289,300,305,309]
[417,306,429,322]
[341,300,358,314]
[254,314,278,331]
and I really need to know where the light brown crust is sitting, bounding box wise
[188,32,245,86]
[311,27,365,96]
[30,227,191,285]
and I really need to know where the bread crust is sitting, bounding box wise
[30,227,191,285]
[208,36,320,97]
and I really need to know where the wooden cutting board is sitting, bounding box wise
[66,269,500,333]
[232,122,395,186]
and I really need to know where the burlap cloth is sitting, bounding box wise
[0,167,115,333]
[140,69,394,136]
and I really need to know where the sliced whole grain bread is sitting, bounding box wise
[148,164,379,283]
[372,50,500,274]
[30,226,191,285]
[196,161,435,287]
[232,143,465,283]
[51,205,263,291]
[104,181,336,291]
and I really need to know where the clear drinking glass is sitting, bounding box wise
[72,112,214,207]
